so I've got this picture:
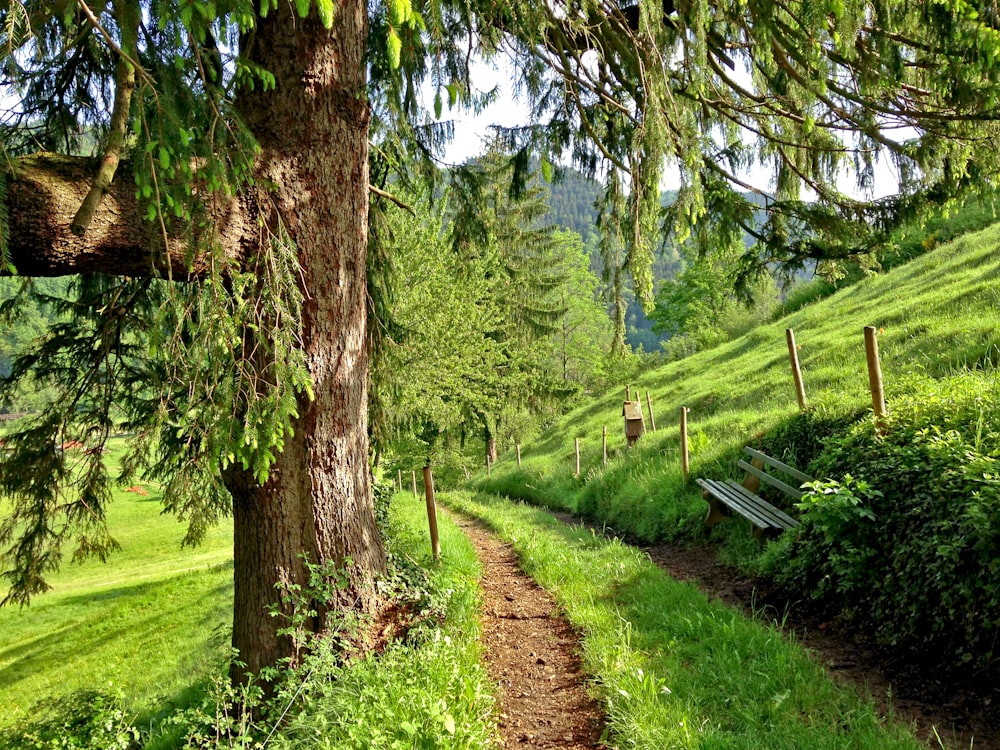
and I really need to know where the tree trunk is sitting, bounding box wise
[485,428,498,466]
[225,2,386,682]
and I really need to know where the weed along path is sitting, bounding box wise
[451,513,606,749]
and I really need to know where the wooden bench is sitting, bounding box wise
[697,446,813,538]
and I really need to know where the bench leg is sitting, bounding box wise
[751,525,781,544]
[702,489,728,527]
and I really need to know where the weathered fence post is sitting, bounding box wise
[411,470,417,499]
[487,455,491,476]
[680,406,691,483]
[516,443,522,467]
[645,390,656,431]
[422,464,441,560]
[602,425,608,468]
[786,328,807,411]
[626,384,631,401]
[574,438,581,477]
[864,326,887,433]
[397,469,403,492]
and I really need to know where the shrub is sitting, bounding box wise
[0,690,140,750]
[766,374,1000,673]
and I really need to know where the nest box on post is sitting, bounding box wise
[622,400,645,446]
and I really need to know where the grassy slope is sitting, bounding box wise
[0,450,234,728]
[478,222,1000,545]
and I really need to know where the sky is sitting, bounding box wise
[436,59,906,200]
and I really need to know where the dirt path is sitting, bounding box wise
[453,505,999,749]
[452,515,606,749]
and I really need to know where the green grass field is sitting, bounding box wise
[0,449,234,729]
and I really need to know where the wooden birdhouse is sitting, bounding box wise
[622,400,645,446]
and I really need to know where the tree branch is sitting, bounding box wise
[71,0,140,236]
[4,154,252,278]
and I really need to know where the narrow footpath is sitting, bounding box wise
[452,515,606,749]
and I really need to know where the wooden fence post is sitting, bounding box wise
[645,390,656,431]
[397,469,402,492]
[411,470,417,499]
[602,425,608,468]
[864,326,887,432]
[626,384,631,401]
[680,406,690,483]
[516,443,522,467]
[574,438,581,477]
[786,328,807,411]
[487,455,491,476]
[422,465,441,560]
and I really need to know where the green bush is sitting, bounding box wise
[0,690,140,750]
[766,374,1000,672]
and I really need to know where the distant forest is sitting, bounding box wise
[542,165,680,352]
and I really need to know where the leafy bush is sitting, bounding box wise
[766,374,1000,672]
[0,690,139,750]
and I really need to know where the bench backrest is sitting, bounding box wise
[738,446,814,500]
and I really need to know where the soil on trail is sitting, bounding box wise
[453,515,606,749]
[644,538,1000,750]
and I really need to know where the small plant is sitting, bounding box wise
[0,689,139,750]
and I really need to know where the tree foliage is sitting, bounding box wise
[372,158,616,470]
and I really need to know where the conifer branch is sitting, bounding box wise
[71,0,140,237]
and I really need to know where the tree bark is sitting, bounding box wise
[225,1,386,682]
[2,154,251,278]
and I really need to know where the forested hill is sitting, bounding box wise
[541,166,681,351]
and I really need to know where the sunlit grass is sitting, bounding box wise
[446,489,927,749]
[0,446,234,728]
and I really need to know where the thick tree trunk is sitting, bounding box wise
[1,0,386,682]
[224,2,386,681]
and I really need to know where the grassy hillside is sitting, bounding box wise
[482,220,1000,517]
[477,220,1000,671]
[0,445,234,728]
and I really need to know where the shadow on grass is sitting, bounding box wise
[0,566,232,694]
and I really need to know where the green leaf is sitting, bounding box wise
[316,0,335,27]
[388,0,411,26]
[434,89,443,119]
[158,146,170,170]
[387,28,402,69]
[540,156,553,183]
[295,0,311,18]
[316,0,334,29]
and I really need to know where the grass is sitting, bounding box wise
[445,489,929,749]
[476,220,1000,551]
[0,474,497,749]
[264,489,495,749]
[0,444,233,730]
